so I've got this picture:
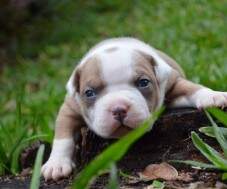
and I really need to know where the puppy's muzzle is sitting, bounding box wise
[111,104,129,124]
[112,107,127,123]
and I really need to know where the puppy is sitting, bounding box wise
[41,37,227,181]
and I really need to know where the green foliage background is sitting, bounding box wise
[0,0,226,175]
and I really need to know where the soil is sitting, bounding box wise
[0,108,227,189]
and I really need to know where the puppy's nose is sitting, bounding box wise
[112,106,128,123]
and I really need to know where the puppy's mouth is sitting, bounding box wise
[110,125,132,138]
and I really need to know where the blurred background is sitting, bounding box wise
[0,0,226,174]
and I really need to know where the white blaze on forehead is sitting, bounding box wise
[99,48,134,85]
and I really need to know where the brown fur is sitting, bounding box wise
[78,56,105,99]
[133,49,194,110]
[165,78,202,105]
[55,96,84,139]
[156,50,185,77]
[165,70,181,94]
[156,50,202,105]
[55,57,105,139]
[133,51,160,111]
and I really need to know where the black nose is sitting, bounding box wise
[112,107,127,122]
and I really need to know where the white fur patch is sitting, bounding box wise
[190,88,227,109]
[99,48,134,85]
[172,88,227,109]
[41,138,75,181]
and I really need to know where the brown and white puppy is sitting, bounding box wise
[41,37,227,181]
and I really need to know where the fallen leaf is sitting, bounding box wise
[177,172,193,182]
[139,162,178,181]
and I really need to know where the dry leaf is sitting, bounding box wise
[139,162,178,181]
[177,172,193,182]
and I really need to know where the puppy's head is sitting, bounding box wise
[67,47,163,138]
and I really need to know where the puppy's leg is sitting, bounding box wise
[167,78,227,109]
[41,96,83,181]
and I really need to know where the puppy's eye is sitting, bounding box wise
[137,79,150,88]
[85,89,96,98]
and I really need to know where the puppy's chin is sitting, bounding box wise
[109,125,132,138]
[89,118,133,138]
[90,118,145,138]
[90,110,149,138]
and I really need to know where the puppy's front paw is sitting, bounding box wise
[41,157,75,181]
[191,89,227,109]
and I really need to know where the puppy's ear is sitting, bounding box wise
[137,50,157,67]
[66,67,81,96]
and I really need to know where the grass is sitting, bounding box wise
[0,0,226,175]
[150,180,165,189]
[172,108,227,180]
[30,145,45,189]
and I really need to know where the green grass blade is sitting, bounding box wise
[16,98,22,127]
[119,170,134,179]
[0,163,5,175]
[8,126,27,161]
[0,122,10,164]
[72,108,163,189]
[30,145,45,189]
[0,121,13,144]
[199,127,227,138]
[151,180,165,189]
[205,111,227,157]
[22,134,48,144]
[191,132,227,170]
[0,142,7,165]
[208,108,227,127]
[106,164,119,189]
[170,160,218,169]
[10,144,27,174]
[222,173,227,181]
[9,127,28,174]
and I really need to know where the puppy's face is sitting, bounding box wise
[68,48,161,138]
